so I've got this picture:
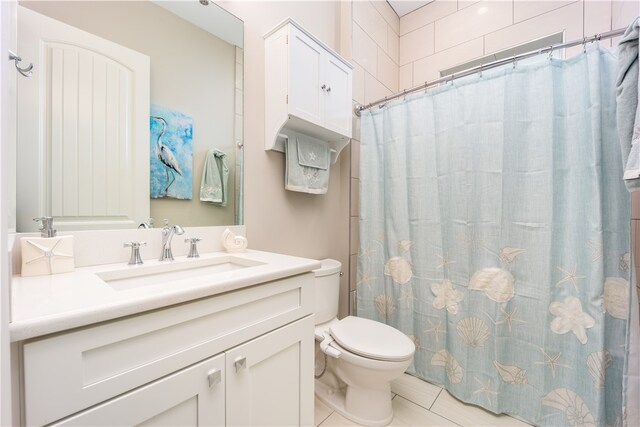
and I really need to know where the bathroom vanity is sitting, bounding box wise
[9,234,319,426]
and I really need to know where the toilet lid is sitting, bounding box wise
[329,316,415,362]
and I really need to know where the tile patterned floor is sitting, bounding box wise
[315,374,532,427]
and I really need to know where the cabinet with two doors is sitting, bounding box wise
[17,273,315,426]
[265,19,352,161]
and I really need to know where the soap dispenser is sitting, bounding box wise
[20,216,75,277]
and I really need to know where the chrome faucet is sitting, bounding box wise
[160,219,184,261]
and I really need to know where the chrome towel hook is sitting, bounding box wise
[8,50,33,77]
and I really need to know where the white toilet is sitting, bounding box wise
[313,259,415,427]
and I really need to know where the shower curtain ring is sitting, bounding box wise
[582,37,587,53]
[548,45,554,61]
[379,96,388,109]
[403,89,407,100]
[478,64,483,78]
[424,81,428,93]
[512,55,517,69]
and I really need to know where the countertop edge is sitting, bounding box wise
[10,253,321,342]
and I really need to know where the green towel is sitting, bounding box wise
[200,148,229,206]
[285,135,330,194]
[616,17,640,191]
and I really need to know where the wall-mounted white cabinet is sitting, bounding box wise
[17,274,314,426]
[265,18,352,164]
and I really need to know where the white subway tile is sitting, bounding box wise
[633,193,640,219]
[413,37,484,83]
[353,23,379,76]
[484,1,583,55]
[585,0,613,36]
[353,0,388,51]
[458,0,481,10]
[352,62,366,105]
[613,0,640,30]
[400,64,413,91]
[349,254,357,291]
[400,0,457,35]
[388,26,400,64]
[364,71,392,105]
[372,0,400,35]
[351,137,360,177]
[434,1,512,52]
[351,178,359,216]
[377,48,399,92]
[514,0,577,23]
[400,23,435,65]
[350,216,359,254]
[634,220,640,270]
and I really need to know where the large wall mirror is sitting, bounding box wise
[15,0,243,232]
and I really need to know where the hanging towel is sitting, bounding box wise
[616,17,640,191]
[200,148,229,206]
[285,135,330,194]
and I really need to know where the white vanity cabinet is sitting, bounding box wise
[18,273,315,426]
[264,18,352,162]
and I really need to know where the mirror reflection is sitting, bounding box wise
[16,0,243,232]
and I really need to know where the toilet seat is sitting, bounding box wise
[329,316,414,362]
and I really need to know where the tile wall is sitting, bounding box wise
[348,0,640,312]
[348,1,400,314]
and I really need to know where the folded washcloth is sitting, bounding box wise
[200,148,229,206]
[285,134,330,194]
[616,16,640,191]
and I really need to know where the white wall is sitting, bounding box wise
[0,1,15,423]
[399,0,639,89]
[219,1,352,317]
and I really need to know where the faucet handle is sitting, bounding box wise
[33,216,56,237]
[185,237,201,258]
[124,241,146,265]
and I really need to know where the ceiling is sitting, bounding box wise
[386,0,433,17]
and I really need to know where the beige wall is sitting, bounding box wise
[22,1,238,227]
[219,1,351,317]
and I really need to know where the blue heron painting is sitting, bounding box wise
[150,104,193,199]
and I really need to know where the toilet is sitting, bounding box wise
[313,259,415,427]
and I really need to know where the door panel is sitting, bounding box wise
[226,316,314,427]
[288,27,323,126]
[323,55,352,137]
[54,354,225,427]
[17,6,150,231]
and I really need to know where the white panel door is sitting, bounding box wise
[226,316,314,427]
[17,6,150,231]
[53,354,225,426]
[288,26,323,127]
[323,54,352,138]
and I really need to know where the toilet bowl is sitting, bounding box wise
[313,260,415,427]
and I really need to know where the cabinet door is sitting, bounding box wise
[323,53,352,137]
[226,316,314,426]
[288,26,324,126]
[53,354,225,426]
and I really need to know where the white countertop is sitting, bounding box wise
[11,250,321,342]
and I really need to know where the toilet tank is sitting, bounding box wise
[313,259,342,325]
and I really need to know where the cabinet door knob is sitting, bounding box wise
[234,356,247,372]
[326,86,331,93]
[207,369,221,387]
[320,84,326,91]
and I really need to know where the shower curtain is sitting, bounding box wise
[358,46,636,427]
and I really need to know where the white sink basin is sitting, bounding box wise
[96,256,265,291]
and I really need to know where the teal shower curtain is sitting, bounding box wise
[358,47,634,426]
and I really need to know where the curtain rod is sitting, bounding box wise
[354,27,627,117]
